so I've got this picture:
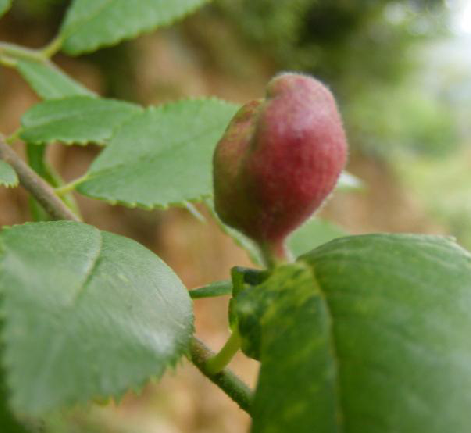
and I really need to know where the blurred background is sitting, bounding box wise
[1,0,470,432]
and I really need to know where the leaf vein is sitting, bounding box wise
[308,265,345,433]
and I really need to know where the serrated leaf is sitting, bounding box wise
[0,221,193,416]
[287,218,346,257]
[238,234,471,432]
[60,0,210,55]
[0,0,11,18]
[16,59,94,100]
[76,99,239,209]
[0,161,18,188]
[20,96,142,145]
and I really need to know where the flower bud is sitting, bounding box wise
[213,73,348,264]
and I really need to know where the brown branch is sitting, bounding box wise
[0,137,79,222]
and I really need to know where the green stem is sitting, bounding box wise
[206,327,242,374]
[0,37,63,71]
[5,129,21,145]
[55,175,88,196]
[0,36,63,63]
[0,137,79,221]
[190,280,232,299]
[26,144,81,220]
[259,240,292,269]
[40,36,64,59]
[0,42,43,62]
[189,336,252,414]
[27,144,55,221]
[0,55,16,68]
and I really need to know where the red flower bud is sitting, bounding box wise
[213,73,348,264]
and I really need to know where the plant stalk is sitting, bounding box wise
[189,337,252,414]
[0,138,79,221]
[206,328,242,374]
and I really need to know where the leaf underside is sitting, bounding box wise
[60,0,211,55]
[0,221,193,416]
[237,234,471,432]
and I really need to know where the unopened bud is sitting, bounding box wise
[213,73,348,265]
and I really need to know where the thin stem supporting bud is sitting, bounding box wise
[259,240,293,269]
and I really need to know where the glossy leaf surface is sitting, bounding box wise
[0,221,193,415]
[236,234,471,432]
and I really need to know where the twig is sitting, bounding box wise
[0,135,253,413]
[189,337,253,414]
[0,137,79,221]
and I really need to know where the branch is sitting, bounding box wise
[0,138,79,221]
[189,337,253,414]
[0,136,254,413]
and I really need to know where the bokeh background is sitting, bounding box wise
[1,0,470,432]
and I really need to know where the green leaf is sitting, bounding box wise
[287,218,347,257]
[76,99,238,209]
[0,221,193,416]
[239,234,471,432]
[0,350,28,433]
[0,0,11,18]
[20,96,142,145]
[0,161,18,188]
[60,0,211,55]
[16,59,94,100]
